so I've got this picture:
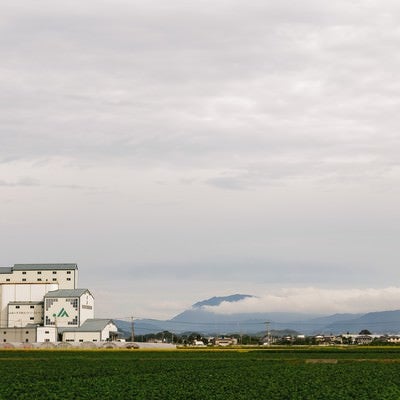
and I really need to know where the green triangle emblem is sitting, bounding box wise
[57,308,69,318]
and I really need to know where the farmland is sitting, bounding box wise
[1,347,400,399]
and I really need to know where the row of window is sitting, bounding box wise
[3,271,73,281]
[21,271,72,275]
[45,317,78,325]
[5,278,71,282]
[14,305,37,309]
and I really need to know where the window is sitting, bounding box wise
[25,338,29,342]
[22,279,26,282]
[16,306,20,309]
[45,298,58,311]
[67,271,71,274]
[45,331,49,334]
[79,339,83,342]
[30,317,34,320]
[37,271,41,274]
[52,271,57,274]
[68,298,78,308]
[6,279,10,282]
[22,272,26,275]
[45,339,50,342]
[3,332,6,335]
[30,305,34,309]
[68,316,78,326]
[67,278,71,281]
[25,331,29,334]
[52,278,57,281]
[37,278,42,281]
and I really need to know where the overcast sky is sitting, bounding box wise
[1,0,400,319]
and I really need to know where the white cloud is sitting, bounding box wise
[203,287,400,314]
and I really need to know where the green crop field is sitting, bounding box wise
[1,347,400,399]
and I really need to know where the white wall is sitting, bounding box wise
[37,326,57,343]
[0,284,58,328]
[101,322,118,341]
[8,304,43,327]
[63,331,101,342]
[0,328,36,343]
[79,293,94,325]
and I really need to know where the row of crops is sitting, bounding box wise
[1,348,400,399]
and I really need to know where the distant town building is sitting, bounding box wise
[212,337,238,346]
[386,336,400,344]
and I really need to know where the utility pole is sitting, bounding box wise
[131,316,135,342]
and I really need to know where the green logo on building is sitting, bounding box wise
[53,308,69,318]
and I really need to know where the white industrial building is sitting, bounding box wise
[0,263,118,344]
[60,319,118,342]
[44,289,94,327]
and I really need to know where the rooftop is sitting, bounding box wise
[44,289,91,298]
[58,319,117,333]
[13,264,78,271]
[0,267,12,274]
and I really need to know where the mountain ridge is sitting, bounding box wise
[192,294,254,309]
[114,294,400,336]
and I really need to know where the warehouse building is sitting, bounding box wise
[60,319,118,343]
[0,263,118,343]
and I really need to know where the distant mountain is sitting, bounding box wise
[113,294,400,337]
[300,313,364,334]
[170,294,322,333]
[309,313,364,325]
[192,294,254,308]
[323,310,400,334]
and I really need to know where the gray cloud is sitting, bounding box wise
[1,0,400,318]
[1,1,400,172]
[0,177,40,187]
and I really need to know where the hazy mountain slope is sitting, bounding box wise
[114,295,400,336]
[323,310,400,334]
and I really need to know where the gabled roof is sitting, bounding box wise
[44,289,91,298]
[13,263,78,271]
[79,319,117,331]
[58,319,117,333]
